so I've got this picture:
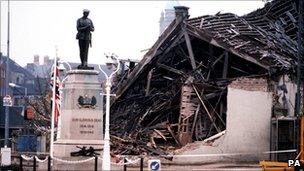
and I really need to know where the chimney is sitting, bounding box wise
[174,6,189,23]
[44,55,50,65]
[34,55,40,65]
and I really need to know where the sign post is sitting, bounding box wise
[2,95,12,166]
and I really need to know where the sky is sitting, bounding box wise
[0,1,266,67]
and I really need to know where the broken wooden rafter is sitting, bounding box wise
[157,63,185,76]
[192,85,221,133]
[153,129,167,141]
[191,104,201,137]
[211,52,226,68]
[230,65,250,74]
[203,130,226,143]
[167,124,180,146]
[184,30,197,69]
[145,68,154,96]
[206,90,226,127]
[185,23,270,70]
[222,51,229,78]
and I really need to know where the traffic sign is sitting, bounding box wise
[3,95,12,107]
[1,147,11,166]
[148,159,161,171]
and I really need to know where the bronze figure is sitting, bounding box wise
[76,9,94,69]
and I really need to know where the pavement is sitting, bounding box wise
[123,162,262,171]
[19,156,262,171]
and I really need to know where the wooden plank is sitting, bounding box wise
[145,69,154,96]
[211,91,226,127]
[230,66,249,74]
[167,124,180,146]
[157,63,185,76]
[191,104,201,137]
[184,31,197,69]
[192,85,221,133]
[211,52,225,68]
[222,51,229,78]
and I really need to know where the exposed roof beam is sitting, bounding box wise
[185,23,270,70]
[184,31,197,69]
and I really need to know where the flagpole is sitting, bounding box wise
[50,54,58,159]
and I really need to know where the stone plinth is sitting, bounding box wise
[54,70,103,157]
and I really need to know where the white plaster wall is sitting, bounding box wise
[174,84,274,164]
[222,87,273,161]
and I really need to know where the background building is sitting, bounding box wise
[159,1,180,35]
[0,52,38,147]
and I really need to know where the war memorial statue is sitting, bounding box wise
[52,10,103,168]
[76,9,94,69]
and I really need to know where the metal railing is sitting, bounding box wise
[17,154,145,171]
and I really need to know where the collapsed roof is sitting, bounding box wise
[110,0,301,156]
[115,0,299,100]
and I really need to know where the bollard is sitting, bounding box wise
[123,158,127,171]
[19,155,23,171]
[94,156,98,171]
[140,157,143,171]
[33,156,37,171]
[48,156,51,171]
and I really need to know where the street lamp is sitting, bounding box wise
[57,60,71,82]
[99,54,120,171]
[58,60,72,71]
[8,83,27,116]
[8,83,27,97]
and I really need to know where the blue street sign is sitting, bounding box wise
[149,160,161,171]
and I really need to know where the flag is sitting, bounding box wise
[50,62,61,126]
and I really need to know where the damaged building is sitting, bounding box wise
[110,0,301,162]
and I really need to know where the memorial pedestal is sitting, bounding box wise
[53,70,103,157]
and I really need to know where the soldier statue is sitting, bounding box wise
[76,9,94,69]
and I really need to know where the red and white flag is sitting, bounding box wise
[50,62,61,126]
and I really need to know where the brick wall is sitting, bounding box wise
[229,77,269,92]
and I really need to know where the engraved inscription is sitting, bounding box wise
[72,118,101,135]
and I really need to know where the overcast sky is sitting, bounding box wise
[0,1,266,67]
